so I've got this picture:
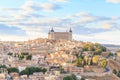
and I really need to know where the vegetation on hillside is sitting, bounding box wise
[82,43,106,55]
[7,67,19,73]
[20,66,47,76]
[113,69,120,78]
[63,74,85,80]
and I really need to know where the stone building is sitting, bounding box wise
[48,28,72,41]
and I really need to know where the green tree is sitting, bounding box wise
[26,67,36,75]
[117,71,120,77]
[7,67,19,73]
[26,55,32,60]
[0,65,7,68]
[8,52,13,56]
[18,54,24,60]
[113,69,117,74]
[82,43,106,54]
[101,59,107,68]
[0,70,2,73]
[95,48,102,55]
[19,69,29,76]
[90,59,93,65]
[21,67,47,75]
[60,68,66,74]
[71,74,77,80]
[74,52,79,58]
[21,52,29,55]
[95,43,106,55]
[94,43,105,50]
[42,68,47,74]
[82,43,91,51]
[81,77,85,80]
[83,60,87,66]
[63,74,77,80]
[108,53,114,57]
[88,43,95,51]
[75,57,83,67]
[63,76,72,80]
[34,67,42,72]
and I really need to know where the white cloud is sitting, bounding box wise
[0,6,120,45]
[21,1,61,12]
[40,3,61,12]
[73,12,111,24]
[25,30,47,39]
[106,0,120,4]
[93,30,120,44]
[73,30,120,45]
[0,35,28,41]
[1,1,61,13]
[102,22,114,29]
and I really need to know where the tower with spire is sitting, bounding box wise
[69,27,72,32]
[69,27,72,40]
[48,27,72,41]
[50,27,54,32]
[48,27,55,40]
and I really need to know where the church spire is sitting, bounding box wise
[69,27,72,32]
[48,30,50,34]
[51,27,54,32]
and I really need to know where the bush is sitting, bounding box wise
[20,67,47,76]
[18,54,24,60]
[117,71,120,77]
[113,69,117,74]
[8,52,13,56]
[81,77,85,80]
[63,74,77,80]
[0,65,7,68]
[60,68,66,74]
[82,43,106,55]
[42,68,47,74]
[7,67,19,73]
[19,69,29,76]
[101,59,107,68]
[26,55,32,60]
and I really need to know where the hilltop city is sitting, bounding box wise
[0,28,120,80]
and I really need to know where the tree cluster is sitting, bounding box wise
[7,52,32,60]
[0,64,7,68]
[100,59,107,68]
[74,55,93,67]
[7,66,47,76]
[74,55,107,68]
[7,52,13,56]
[63,74,85,80]
[113,69,120,78]
[7,67,19,74]
[60,68,67,74]
[18,54,32,60]
[20,67,47,76]
[82,43,106,55]
[0,65,7,73]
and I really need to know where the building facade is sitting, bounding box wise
[48,28,72,41]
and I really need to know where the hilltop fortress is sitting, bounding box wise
[48,28,72,41]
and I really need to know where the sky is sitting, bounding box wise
[0,0,120,45]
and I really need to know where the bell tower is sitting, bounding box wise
[69,27,72,40]
[48,27,55,40]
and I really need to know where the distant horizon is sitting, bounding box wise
[0,0,120,45]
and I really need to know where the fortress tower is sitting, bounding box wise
[48,28,72,41]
